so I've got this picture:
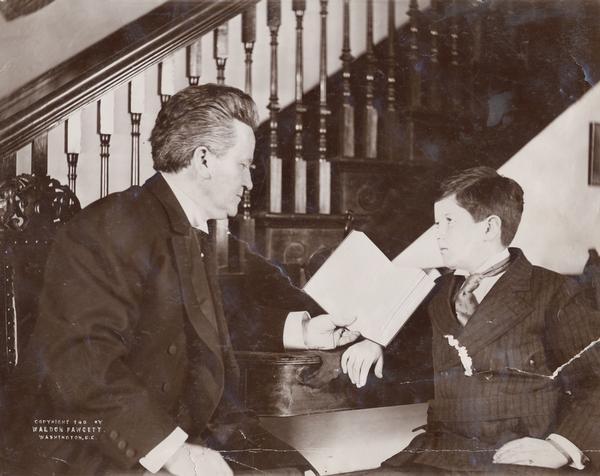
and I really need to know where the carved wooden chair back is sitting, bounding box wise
[0,174,80,379]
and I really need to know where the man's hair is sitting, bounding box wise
[438,166,524,246]
[150,84,259,173]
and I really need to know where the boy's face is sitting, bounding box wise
[434,194,487,271]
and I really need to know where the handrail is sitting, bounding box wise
[0,0,257,157]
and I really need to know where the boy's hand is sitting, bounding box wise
[341,339,383,388]
[493,437,569,468]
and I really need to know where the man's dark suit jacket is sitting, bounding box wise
[384,248,600,473]
[5,173,316,474]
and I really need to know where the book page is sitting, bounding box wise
[304,231,438,346]
[303,231,395,325]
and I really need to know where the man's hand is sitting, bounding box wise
[493,437,569,469]
[304,314,360,350]
[165,443,233,476]
[341,339,384,388]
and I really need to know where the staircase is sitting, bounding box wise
[250,0,600,278]
[2,0,598,280]
[1,0,600,408]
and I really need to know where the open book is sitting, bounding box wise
[303,231,440,346]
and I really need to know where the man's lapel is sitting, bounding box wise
[171,233,222,360]
[201,235,232,345]
[145,173,222,359]
[435,249,535,372]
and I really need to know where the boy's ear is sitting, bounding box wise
[484,215,502,241]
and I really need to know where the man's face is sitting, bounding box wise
[201,120,255,220]
[434,194,487,271]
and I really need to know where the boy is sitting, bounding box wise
[342,166,600,472]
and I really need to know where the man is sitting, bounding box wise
[342,167,600,472]
[7,84,355,475]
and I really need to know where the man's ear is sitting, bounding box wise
[192,146,211,179]
[484,215,502,241]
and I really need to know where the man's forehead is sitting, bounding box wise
[232,118,255,137]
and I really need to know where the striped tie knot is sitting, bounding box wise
[454,255,512,326]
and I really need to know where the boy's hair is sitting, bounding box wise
[438,166,524,246]
[150,83,258,173]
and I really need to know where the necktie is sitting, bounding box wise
[191,229,218,330]
[454,255,512,326]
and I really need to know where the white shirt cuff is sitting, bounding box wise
[547,433,586,470]
[139,426,188,473]
[283,311,310,350]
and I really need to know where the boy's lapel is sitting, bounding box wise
[430,274,463,336]
[429,274,466,366]
[435,250,535,372]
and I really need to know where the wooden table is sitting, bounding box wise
[260,403,428,475]
[108,404,427,476]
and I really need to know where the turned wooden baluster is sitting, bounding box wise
[471,4,483,65]
[513,0,532,72]
[187,39,202,86]
[449,0,461,112]
[519,28,531,72]
[65,111,81,193]
[292,0,307,213]
[385,0,396,113]
[383,0,398,161]
[98,92,114,198]
[15,143,32,176]
[213,22,230,270]
[505,0,517,49]
[242,5,256,95]
[339,0,354,158]
[364,0,378,159]
[159,56,175,105]
[314,0,331,213]
[407,0,421,110]
[267,0,282,213]
[469,0,484,119]
[0,153,16,182]
[32,133,48,176]
[429,0,442,112]
[239,3,257,267]
[406,0,420,161]
[214,23,228,85]
[515,1,533,109]
[129,75,145,186]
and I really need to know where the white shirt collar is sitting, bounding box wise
[160,172,209,234]
[454,248,510,277]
